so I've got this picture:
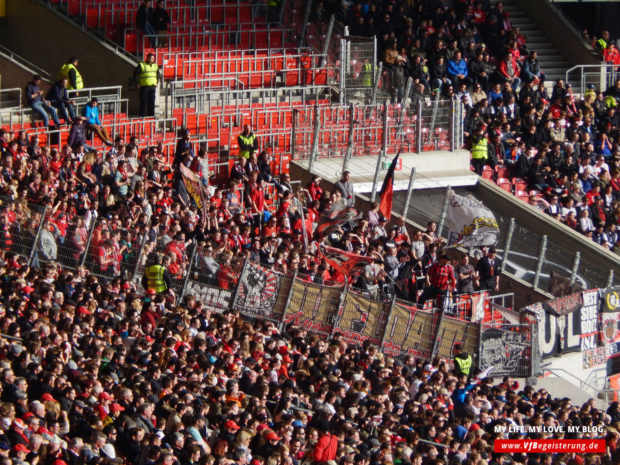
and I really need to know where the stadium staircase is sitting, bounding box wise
[501,0,571,87]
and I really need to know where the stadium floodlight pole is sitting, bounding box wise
[437,185,451,239]
[532,235,548,290]
[308,103,320,173]
[370,102,389,202]
[402,167,416,218]
[27,205,49,267]
[343,103,355,174]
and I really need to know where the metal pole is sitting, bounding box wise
[449,99,456,151]
[278,269,299,332]
[370,103,388,202]
[308,104,320,173]
[330,281,349,339]
[79,217,98,268]
[370,62,382,108]
[277,0,287,24]
[343,103,355,174]
[416,100,422,154]
[228,257,249,311]
[569,251,581,287]
[321,15,335,62]
[533,235,548,290]
[402,167,416,218]
[608,269,615,288]
[500,218,515,274]
[378,294,396,351]
[27,205,49,267]
[437,186,451,238]
[339,38,346,105]
[400,77,413,122]
[291,109,298,160]
[179,243,199,299]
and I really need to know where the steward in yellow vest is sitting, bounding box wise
[470,128,489,175]
[453,342,473,377]
[58,56,84,91]
[134,53,159,117]
[238,124,258,159]
[141,253,172,294]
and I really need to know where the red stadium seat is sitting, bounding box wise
[497,178,512,192]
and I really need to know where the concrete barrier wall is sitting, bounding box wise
[0,0,139,112]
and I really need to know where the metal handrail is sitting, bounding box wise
[542,367,604,397]
[565,63,617,95]
[0,44,52,80]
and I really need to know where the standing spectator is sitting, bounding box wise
[82,98,113,146]
[418,253,456,310]
[456,254,476,294]
[334,171,354,207]
[476,247,500,292]
[57,56,84,92]
[25,75,61,128]
[46,78,76,125]
[134,53,159,117]
[136,0,157,47]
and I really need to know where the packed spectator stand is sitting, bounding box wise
[0,1,616,465]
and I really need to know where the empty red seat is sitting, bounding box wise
[497,178,512,192]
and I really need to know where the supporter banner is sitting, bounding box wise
[445,191,499,248]
[434,315,480,359]
[523,290,602,358]
[479,325,532,377]
[180,164,208,215]
[185,279,233,312]
[601,312,619,343]
[601,286,620,312]
[281,279,342,335]
[333,291,390,346]
[582,346,607,369]
[381,302,435,359]
[233,263,287,321]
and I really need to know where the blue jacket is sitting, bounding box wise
[83,103,101,126]
[447,59,468,78]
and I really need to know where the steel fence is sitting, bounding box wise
[478,323,535,378]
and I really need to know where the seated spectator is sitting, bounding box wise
[446,50,469,86]
[25,75,61,127]
[521,50,545,84]
[497,52,521,91]
[46,77,76,125]
[67,116,95,152]
[83,98,113,146]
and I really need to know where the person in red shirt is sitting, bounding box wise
[417,253,456,310]
[306,175,323,203]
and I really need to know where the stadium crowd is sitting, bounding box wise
[326,0,620,251]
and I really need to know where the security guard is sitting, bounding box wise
[134,53,159,117]
[237,124,258,159]
[58,56,84,92]
[453,342,473,377]
[142,253,173,294]
[361,59,373,87]
[470,126,489,176]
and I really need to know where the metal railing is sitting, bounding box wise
[565,63,618,95]
[0,88,23,110]
[0,44,52,81]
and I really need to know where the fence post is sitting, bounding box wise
[400,77,413,122]
[371,62,382,108]
[321,15,335,62]
[533,235,548,290]
[228,257,249,312]
[308,103,320,173]
[179,243,198,299]
[569,251,581,287]
[370,102,389,202]
[78,217,97,269]
[330,281,349,338]
[130,231,149,282]
[500,218,515,274]
[27,205,49,267]
[278,269,299,332]
[402,167,416,218]
[608,269,615,288]
[416,100,422,154]
[339,38,346,105]
[342,103,355,174]
[430,306,446,359]
[378,294,396,353]
[291,109,298,160]
[449,99,456,151]
[437,186,451,238]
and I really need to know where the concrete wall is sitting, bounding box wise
[0,0,139,112]
[0,55,48,99]
[518,0,600,67]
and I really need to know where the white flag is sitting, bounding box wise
[446,190,499,248]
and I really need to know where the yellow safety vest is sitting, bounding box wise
[145,264,167,293]
[238,133,256,159]
[138,62,159,87]
[267,0,279,6]
[454,354,473,376]
[471,136,488,160]
[361,62,373,87]
[58,63,84,90]
[597,38,608,51]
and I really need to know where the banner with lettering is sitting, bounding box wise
[281,279,342,336]
[233,263,288,322]
[479,324,532,377]
[333,290,390,346]
[434,315,480,359]
[445,190,499,248]
[180,164,209,216]
[381,301,435,359]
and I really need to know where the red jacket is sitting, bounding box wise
[312,433,338,462]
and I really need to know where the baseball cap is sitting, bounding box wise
[423,364,433,372]
[266,431,280,441]
[13,444,30,453]
[110,403,125,413]
[225,419,240,431]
